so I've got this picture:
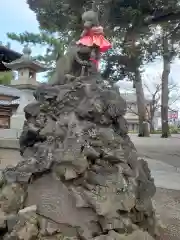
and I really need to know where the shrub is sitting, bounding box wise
[170,126,180,134]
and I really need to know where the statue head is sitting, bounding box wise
[82,10,99,28]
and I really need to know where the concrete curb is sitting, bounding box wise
[0,139,20,150]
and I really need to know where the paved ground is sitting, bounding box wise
[130,134,180,239]
[130,134,180,190]
[130,134,180,168]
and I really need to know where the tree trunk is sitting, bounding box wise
[134,70,150,137]
[161,38,170,138]
[124,26,149,137]
[150,122,155,133]
[149,103,155,133]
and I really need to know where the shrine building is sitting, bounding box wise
[0,45,21,129]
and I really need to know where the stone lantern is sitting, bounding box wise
[3,46,48,130]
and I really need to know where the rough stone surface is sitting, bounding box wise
[0,183,26,214]
[0,72,158,239]
[0,209,6,230]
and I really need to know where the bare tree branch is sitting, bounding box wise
[127,102,150,118]
[165,23,180,38]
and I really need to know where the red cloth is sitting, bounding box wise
[90,58,99,69]
[76,26,112,52]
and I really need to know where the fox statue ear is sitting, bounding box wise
[92,2,98,12]
[91,2,99,25]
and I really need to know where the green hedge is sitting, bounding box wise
[128,130,138,133]
[151,127,180,134]
[169,126,180,134]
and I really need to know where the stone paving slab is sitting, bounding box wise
[145,158,180,191]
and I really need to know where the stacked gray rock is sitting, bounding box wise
[0,75,159,239]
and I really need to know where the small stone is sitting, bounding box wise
[108,230,122,239]
[0,170,5,188]
[54,165,66,178]
[39,217,47,236]
[17,221,38,240]
[6,214,19,232]
[54,165,78,180]
[83,146,100,160]
[64,167,77,180]
[40,118,56,136]
[72,156,89,174]
[0,210,6,229]
[46,220,60,235]
[90,140,103,147]
[71,186,89,208]
[99,216,124,231]
[0,183,26,213]
[131,224,139,230]
[58,234,79,240]
[19,205,37,215]
[3,231,18,240]
[86,171,107,185]
[93,235,113,240]
[109,229,155,239]
[102,148,126,163]
[39,217,60,236]
[24,101,40,118]
[116,163,135,177]
[135,198,153,216]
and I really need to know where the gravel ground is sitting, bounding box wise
[153,188,180,240]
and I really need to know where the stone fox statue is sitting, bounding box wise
[50,43,93,86]
[76,10,112,70]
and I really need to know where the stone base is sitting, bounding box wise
[0,76,160,240]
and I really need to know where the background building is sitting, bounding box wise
[0,45,21,71]
[121,93,151,132]
[154,110,179,130]
[0,85,20,128]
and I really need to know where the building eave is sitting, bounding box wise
[2,61,48,73]
[0,85,21,99]
[0,46,22,61]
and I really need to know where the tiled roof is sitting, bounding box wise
[0,99,20,106]
[3,59,49,72]
[0,45,22,59]
[0,85,21,98]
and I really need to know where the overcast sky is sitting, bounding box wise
[0,0,180,109]
[0,1,39,49]
[0,0,46,80]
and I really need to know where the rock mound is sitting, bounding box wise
[0,75,159,239]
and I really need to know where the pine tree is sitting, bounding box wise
[0,71,13,85]
[7,31,71,81]
[9,0,180,136]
